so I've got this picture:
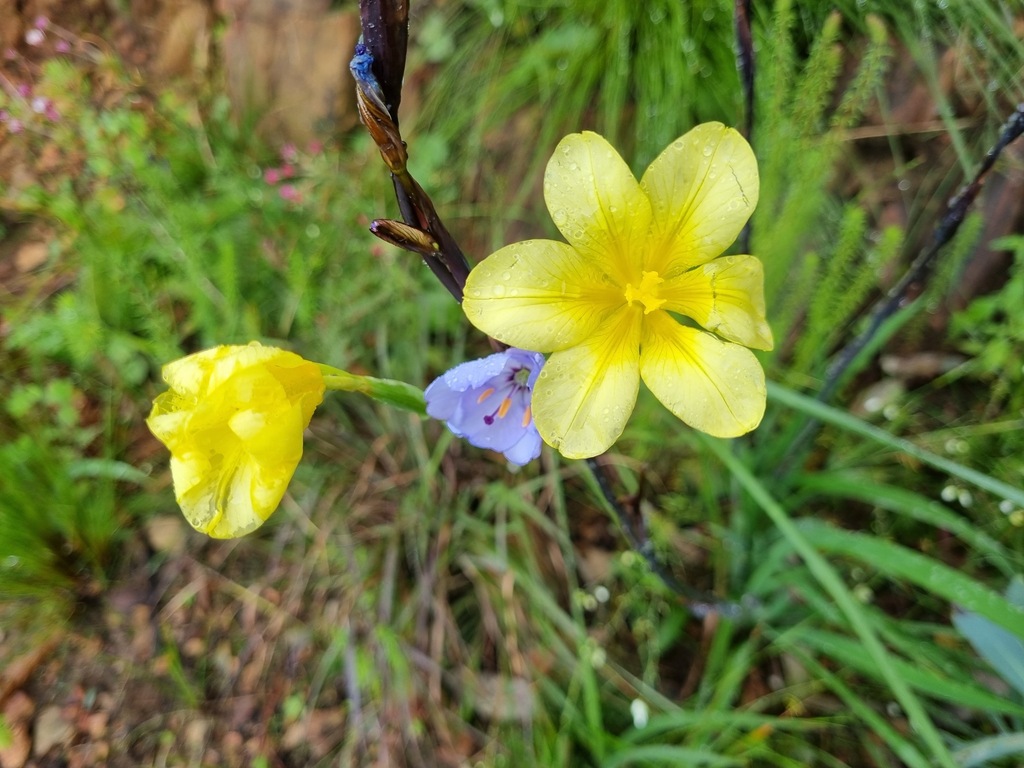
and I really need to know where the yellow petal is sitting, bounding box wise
[544,131,652,287]
[146,342,325,538]
[640,311,766,437]
[661,255,774,350]
[641,123,758,275]
[463,239,621,352]
[532,307,642,459]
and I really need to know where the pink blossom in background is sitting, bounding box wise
[278,184,302,203]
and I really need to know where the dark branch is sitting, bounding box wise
[354,1,472,301]
[734,0,755,254]
[586,458,747,619]
[358,0,409,122]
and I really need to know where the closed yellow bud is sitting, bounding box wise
[147,342,325,538]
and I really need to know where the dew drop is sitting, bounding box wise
[492,285,507,297]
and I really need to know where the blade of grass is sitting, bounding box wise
[767,382,1024,508]
[699,433,955,768]
[796,627,1024,718]
[952,733,1024,768]
[603,744,744,768]
[796,472,1018,576]
[773,641,935,768]
[798,519,1024,637]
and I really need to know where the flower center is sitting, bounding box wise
[624,271,666,315]
[477,365,534,426]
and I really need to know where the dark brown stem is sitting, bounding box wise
[354,0,471,301]
[734,0,755,255]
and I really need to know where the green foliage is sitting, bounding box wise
[952,235,1024,412]
[755,3,894,377]
[419,0,741,243]
[0,434,122,608]
[3,0,1023,765]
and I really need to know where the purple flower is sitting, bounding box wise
[425,348,545,466]
[55,40,71,54]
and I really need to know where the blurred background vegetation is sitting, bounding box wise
[1,0,1023,765]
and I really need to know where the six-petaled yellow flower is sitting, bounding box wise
[462,123,773,459]
[147,342,325,538]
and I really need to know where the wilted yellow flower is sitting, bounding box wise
[462,123,772,459]
[147,343,325,538]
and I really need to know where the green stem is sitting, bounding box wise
[319,365,426,416]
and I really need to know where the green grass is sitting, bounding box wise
[2,0,1024,764]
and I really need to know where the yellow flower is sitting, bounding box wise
[147,343,325,538]
[462,123,773,459]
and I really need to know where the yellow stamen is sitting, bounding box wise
[521,405,532,427]
[624,270,666,314]
[477,387,496,404]
[497,397,513,419]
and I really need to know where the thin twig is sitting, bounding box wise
[734,0,755,255]
[585,458,747,620]
[352,2,470,300]
[734,0,755,146]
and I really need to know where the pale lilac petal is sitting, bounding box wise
[425,348,545,465]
